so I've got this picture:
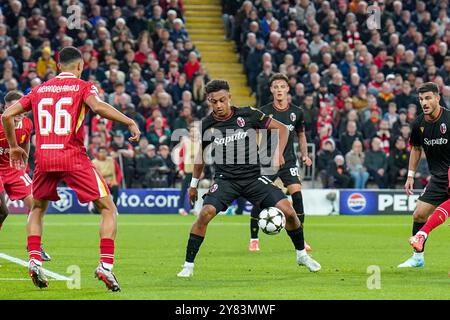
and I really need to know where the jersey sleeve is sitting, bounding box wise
[18,90,34,111]
[82,81,100,102]
[409,120,422,147]
[295,109,305,133]
[248,107,272,129]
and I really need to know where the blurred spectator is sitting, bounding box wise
[364,137,388,189]
[159,144,177,187]
[317,138,340,187]
[327,154,353,189]
[386,136,409,188]
[92,146,121,205]
[339,120,363,156]
[183,51,201,82]
[135,144,169,188]
[36,47,56,79]
[147,117,172,147]
[346,140,369,189]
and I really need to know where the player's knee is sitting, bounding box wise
[413,210,429,222]
[198,206,216,225]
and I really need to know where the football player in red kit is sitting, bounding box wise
[2,46,140,291]
[0,91,51,261]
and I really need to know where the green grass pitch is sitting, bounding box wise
[0,214,449,300]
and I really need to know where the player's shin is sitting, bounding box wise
[0,192,9,230]
[291,191,305,224]
[250,206,260,239]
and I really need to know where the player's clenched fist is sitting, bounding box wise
[188,187,198,207]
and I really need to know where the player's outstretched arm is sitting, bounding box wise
[1,102,28,170]
[405,145,422,195]
[85,95,141,142]
[267,118,289,167]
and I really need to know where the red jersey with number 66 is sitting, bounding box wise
[0,117,33,171]
[18,72,99,172]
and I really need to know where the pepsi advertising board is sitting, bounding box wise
[340,190,420,215]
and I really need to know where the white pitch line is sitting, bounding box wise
[0,253,71,281]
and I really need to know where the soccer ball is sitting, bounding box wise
[258,207,286,235]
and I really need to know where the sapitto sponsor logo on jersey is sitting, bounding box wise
[347,193,367,212]
[423,137,448,146]
[287,124,295,132]
[214,131,248,146]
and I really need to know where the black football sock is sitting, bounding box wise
[250,206,260,239]
[291,191,305,224]
[412,221,427,252]
[185,233,204,263]
[287,227,305,251]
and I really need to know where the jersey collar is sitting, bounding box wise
[212,107,235,122]
[424,107,443,123]
[272,102,290,112]
[56,72,77,79]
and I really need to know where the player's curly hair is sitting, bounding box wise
[205,79,230,95]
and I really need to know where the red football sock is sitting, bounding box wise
[100,238,115,267]
[420,200,450,235]
[28,235,42,262]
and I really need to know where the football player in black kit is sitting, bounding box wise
[177,80,321,277]
[249,73,313,252]
[399,82,450,268]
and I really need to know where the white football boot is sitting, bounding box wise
[177,262,194,277]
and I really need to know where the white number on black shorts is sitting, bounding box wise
[20,174,32,187]
[290,168,299,177]
[258,176,273,185]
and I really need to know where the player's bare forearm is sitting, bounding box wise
[298,131,308,158]
[86,96,134,126]
[408,146,422,172]
[1,102,26,148]
[192,162,205,180]
[85,95,140,141]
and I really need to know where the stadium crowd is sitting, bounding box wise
[0,0,214,199]
[0,0,449,194]
[223,0,450,189]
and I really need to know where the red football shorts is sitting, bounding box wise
[32,165,110,203]
[0,169,32,200]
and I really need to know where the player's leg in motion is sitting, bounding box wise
[0,191,9,231]
[286,184,311,252]
[274,198,320,272]
[398,200,435,268]
[22,195,51,261]
[27,199,49,288]
[177,204,217,277]
[249,205,260,251]
[409,199,450,252]
[93,195,121,292]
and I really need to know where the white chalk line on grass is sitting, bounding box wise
[0,253,71,281]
